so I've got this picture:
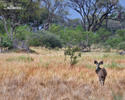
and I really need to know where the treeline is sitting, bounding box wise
[0,0,125,51]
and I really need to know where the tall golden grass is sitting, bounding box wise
[0,47,125,100]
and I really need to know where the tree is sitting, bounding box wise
[68,0,119,31]
[40,0,68,29]
[0,0,42,46]
[23,1,48,30]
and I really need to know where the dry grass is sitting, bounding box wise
[0,47,125,100]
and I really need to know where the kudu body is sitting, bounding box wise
[94,60,107,86]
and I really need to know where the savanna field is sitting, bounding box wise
[0,47,124,100]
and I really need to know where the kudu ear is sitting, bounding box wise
[94,60,98,64]
[99,61,103,65]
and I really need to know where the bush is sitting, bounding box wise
[29,31,62,48]
[41,33,62,48]
[116,29,125,41]
[105,36,122,48]
[0,25,31,50]
[49,25,84,45]
[82,31,97,46]
[118,42,125,50]
[15,25,31,41]
[116,29,125,37]
[64,46,81,66]
[0,36,13,49]
[96,28,112,43]
[28,33,43,46]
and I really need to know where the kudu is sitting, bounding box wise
[94,60,107,86]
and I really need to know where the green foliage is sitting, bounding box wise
[0,35,13,49]
[118,42,125,50]
[94,28,125,50]
[42,33,62,48]
[24,7,48,27]
[64,46,81,66]
[62,26,83,44]
[15,25,31,41]
[104,29,125,49]
[116,29,125,37]
[49,24,84,44]
[29,31,62,48]
[105,36,122,48]
[28,33,43,46]
[49,24,63,35]
[49,25,116,50]
[82,31,97,46]
[96,28,112,43]
[0,20,5,34]
[116,29,125,40]
[0,25,32,49]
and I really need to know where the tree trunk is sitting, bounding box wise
[2,17,11,39]
[10,27,14,41]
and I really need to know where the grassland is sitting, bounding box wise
[0,47,125,100]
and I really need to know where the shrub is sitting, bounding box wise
[64,46,81,66]
[49,24,62,35]
[28,33,43,46]
[0,36,13,49]
[116,29,125,37]
[118,42,125,50]
[82,31,97,46]
[29,31,62,48]
[96,28,112,43]
[105,35,122,48]
[41,33,62,48]
[15,25,31,41]
[50,25,84,45]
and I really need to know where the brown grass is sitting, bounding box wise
[0,47,125,100]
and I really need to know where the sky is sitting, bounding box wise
[70,0,125,19]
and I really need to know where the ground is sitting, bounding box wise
[0,47,125,100]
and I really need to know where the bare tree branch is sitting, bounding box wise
[68,0,119,31]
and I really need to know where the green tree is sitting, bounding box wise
[105,36,122,48]
[68,0,119,31]
[118,42,125,50]
[116,29,125,40]
[40,0,68,28]
[0,20,5,34]
[0,0,44,48]
[96,28,112,43]
[15,25,31,41]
